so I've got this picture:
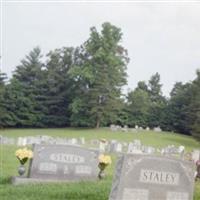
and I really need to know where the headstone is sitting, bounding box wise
[71,138,78,145]
[21,137,27,146]
[122,125,128,132]
[39,135,48,144]
[139,126,143,131]
[133,139,141,147]
[116,125,122,131]
[191,149,200,163]
[143,146,155,154]
[178,145,185,159]
[130,128,137,132]
[154,126,162,132]
[110,124,117,131]
[108,140,118,153]
[115,143,122,153]
[127,143,142,154]
[109,154,195,200]
[1,137,15,145]
[90,139,99,146]
[99,139,107,152]
[28,144,99,182]
[56,138,67,145]
[79,137,85,145]
[17,137,23,146]
[161,145,180,157]
[146,127,150,131]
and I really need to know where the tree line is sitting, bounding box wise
[0,22,199,140]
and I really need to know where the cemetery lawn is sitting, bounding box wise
[0,128,200,200]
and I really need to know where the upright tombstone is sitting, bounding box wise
[79,137,85,145]
[143,146,155,154]
[22,137,27,146]
[12,144,99,184]
[109,154,195,200]
[17,137,23,146]
[154,126,162,132]
[127,142,142,154]
[146,127,150,131]
[115,143,122,153]
[191,149,200,163]
[99,140,107,152]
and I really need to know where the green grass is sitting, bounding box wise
[0,128,200,200]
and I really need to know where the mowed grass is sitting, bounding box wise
[0,128,200,200]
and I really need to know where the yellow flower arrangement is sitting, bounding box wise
[98,154,112,179]
[98,154,112,165]
[15,148,33,165]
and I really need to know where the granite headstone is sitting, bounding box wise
[109,154,195,200]
[28,144,99,181]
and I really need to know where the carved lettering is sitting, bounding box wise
[167,192,189,200]
[75,165,92,175]
[39,162,57,174]
[140,169,179,185]
[122,188,149,200]
[50,153,85,163]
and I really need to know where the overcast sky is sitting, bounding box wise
[1,1,200,96]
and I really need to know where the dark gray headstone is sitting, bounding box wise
[28,144,99,181]
[109,154,195,200]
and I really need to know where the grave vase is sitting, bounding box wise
[98,170,106,180]
[18,165,26,176]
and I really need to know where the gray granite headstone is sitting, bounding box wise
[109,154,195,200]
[28,144,99,181]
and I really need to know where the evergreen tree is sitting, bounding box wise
[127,88,151,127]
[166,82,193,134]
[190,70,200,140]
[43,47,75,126]
[0,71,8,127]
[13,47,46,127]
[147,73,167,128]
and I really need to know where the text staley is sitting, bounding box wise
[140,169,179,185]
[50,153,85,163]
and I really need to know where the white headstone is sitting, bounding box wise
[192,149,200,163]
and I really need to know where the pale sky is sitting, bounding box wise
[1,1,200,96]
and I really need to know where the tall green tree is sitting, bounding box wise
[70,22,129,128]
[13,47,46,127]
[166,82,193,134]
[190,70,200,140]
[147,73,167,128]
[0,71,8,127]
[43,47,75,126]
[127,87,151,127]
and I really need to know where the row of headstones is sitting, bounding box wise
[0,135,15,145]
[1,135,198,161]
[98,139,200,164]
[110,124,162,132]
[99,139,187,159]
[12,144,199,200]
[0,135,85,146]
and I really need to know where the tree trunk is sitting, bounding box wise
[96,117,100,129]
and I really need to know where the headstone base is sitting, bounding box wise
[11,176,92,185]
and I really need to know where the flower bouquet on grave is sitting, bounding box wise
[15,148,33,176]
[98,154,112,180]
